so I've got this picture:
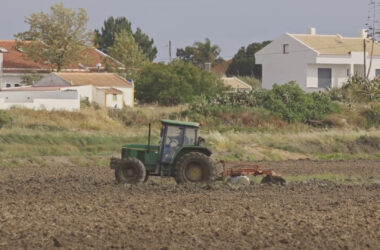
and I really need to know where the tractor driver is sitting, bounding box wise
[162,126,183,163]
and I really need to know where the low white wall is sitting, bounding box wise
[0,90,80,111]
[0,98,79,111]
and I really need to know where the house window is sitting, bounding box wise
[5,83,11,88]
[318,68,332,88]
[283,44,289,54]
[376,69,380,77]
[112,94,117,101]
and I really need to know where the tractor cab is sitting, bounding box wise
[159,119,200,164]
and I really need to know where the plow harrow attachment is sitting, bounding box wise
[217,161,286,185]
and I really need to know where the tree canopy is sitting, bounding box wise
[107,30,148,80]
[94,17,157,61]
[226,41,271,78]
[136,61,225,105]
[176,38,223,67]
[15,3,92,72]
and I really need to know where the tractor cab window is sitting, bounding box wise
[162,126,184,163]
[184,128,197,146]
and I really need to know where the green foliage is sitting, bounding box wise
[20,72,43,85]
[361,102,380,127]
[94,17,157,61]
[265,82,339,122]
[187,82,338,123]
[328,76,380,103]
[135,61,225,105]
[226,41,271,78]
[107,30,148,80]
[14,3,92,72]
[176,38,222,67]
[0,111,11,128]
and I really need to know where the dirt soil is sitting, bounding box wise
[0,158,379,249]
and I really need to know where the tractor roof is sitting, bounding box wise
[160,119,199,128]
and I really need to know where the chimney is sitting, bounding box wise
[204,62,211,72]
[309,27,316,35]
[360,29,368,39]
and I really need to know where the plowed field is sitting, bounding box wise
[0,159,379,249]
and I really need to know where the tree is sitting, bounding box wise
[176,38,222,67]
[15,3,92,72]
[94,17,157,61]
[20,72,43,85]
[136,61,225,105]
[226,41,271,78]
[107,30,148,80]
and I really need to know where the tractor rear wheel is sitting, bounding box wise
[115,157,146,184]
[174,152,215,184]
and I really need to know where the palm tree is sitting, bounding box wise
[193,38,221,66]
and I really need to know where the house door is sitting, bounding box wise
[318,68,332,88]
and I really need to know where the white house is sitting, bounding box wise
[0,89,80,111]
[34,72,134,108]
[255,28,380,91]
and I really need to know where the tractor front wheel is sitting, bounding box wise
[115,157,146,184]
[174,152,215,184]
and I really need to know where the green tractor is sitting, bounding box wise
[110,119,215,184]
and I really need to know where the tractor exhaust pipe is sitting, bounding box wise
[148,123,151,152]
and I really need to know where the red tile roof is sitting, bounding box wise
[0,40,112,73]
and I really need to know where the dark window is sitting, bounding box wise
[5,83,11,88]
[376,69,380,76]
[318,68,332,88]
[283,44,289,54]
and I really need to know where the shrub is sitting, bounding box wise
[361,102,380,127]
[188,82,339,123]
[0,111,11,129]
[328,76,380,103]
[135,61,225,105]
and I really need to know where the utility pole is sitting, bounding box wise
[364,39,367,77]
[366,0,379,78]
[169,40,172,63]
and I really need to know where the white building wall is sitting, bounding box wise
[61,85,94,102]
[93,88,106,107]
[255,34,318,91]
[0,92,80,111]
[106,94,123,109]
[307,64,350,89]
[116,87,134,107]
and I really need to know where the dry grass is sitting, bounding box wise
[1,106,380,161]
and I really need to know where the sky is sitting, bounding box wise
[0,0,369,62]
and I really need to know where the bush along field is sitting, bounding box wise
[0,79,379,162]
